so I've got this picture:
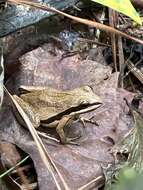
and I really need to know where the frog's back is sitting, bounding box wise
[20,86,101,121]
[20,89,65,120]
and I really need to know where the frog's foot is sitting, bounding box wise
[79,116,99,126]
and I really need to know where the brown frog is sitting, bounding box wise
[13,85,102,144]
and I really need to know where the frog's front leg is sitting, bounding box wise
[56,115,80,145]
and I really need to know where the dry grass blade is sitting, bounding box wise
[0,46,4,107]
[37,131,60,143]
[78,176,104,190]
[0,156,29,178]
[7,0,143,45]
[127,60,143,84]
[4,86,70,190]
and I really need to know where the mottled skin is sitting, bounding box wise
[13,86,102,144]
[59,30,88,53]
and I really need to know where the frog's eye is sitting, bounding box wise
[82,86,92,92]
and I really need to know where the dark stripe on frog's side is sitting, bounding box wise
[41,102,101,124]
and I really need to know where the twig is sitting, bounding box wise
[7,0,143,45]
[109,9,117,72]
[118,36,124,88]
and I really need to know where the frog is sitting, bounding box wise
[13,85,102,144]
[50,30,89,57]
[59,30,82,52]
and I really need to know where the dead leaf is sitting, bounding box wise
[1,44,135,190]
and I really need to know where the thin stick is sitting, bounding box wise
[7,0,143,44]
[78,176,104,190]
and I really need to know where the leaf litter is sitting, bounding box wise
[0,39,136,190]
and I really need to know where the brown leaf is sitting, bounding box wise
[1,45,135,189]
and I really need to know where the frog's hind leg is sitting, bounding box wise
[56,115,80,145]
